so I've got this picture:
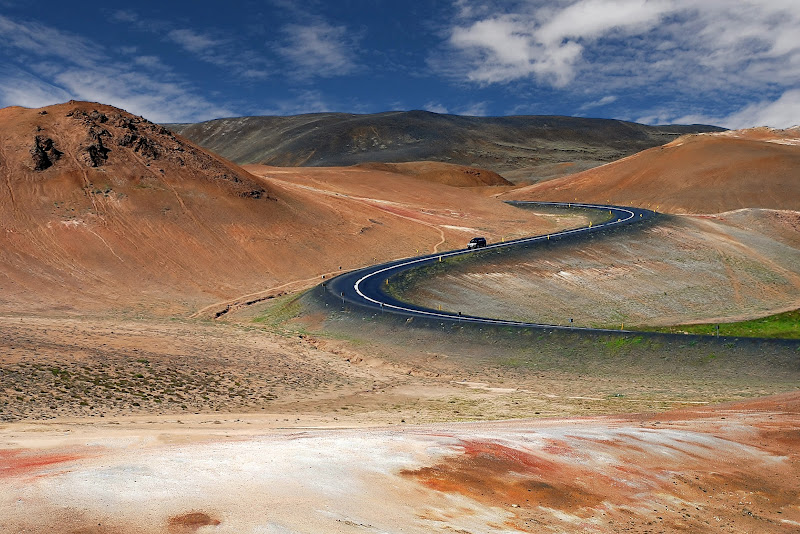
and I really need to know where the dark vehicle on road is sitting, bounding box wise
[467,237,487,249]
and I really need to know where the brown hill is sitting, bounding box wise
[0,102,557,315]
[0,101,293,314]
[354,161,512,187]
[503,127,800,213]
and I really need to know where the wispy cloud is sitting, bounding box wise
[0,15,233,122]
[167,28,223,55]
[278,21,359,78]
[458,101,490,116]
[424,101,449,114]
[110,10,271,81]
[0,65,70,108]
[0,14,101,68]
[259,90,333,116]
[51,66,232,124]
[437,0,800,126]
[579,95,617,111]
[673,90,800,130]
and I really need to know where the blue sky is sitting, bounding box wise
[0,0,798,128]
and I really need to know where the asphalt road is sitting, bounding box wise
[324,201,657,332]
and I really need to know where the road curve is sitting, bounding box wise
[324,201,657,333]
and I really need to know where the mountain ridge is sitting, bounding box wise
[166,111,724,180]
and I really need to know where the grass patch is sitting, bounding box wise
[251,292,304,330]
[644,309,800,339]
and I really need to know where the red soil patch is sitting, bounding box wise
[402,440,605,512]
[167,512,221,533]
[0,449,82,478]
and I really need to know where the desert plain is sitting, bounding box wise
[1,102,799,533]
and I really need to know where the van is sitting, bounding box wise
[467,237,487,249]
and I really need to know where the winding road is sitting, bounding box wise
[324,201,656,332]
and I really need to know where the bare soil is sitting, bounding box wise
[396,209,800,328]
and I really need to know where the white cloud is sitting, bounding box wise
[449,15,580,85]
[133,55,171,71]
[674,90,800,129]
[109,12,271,81]
[440,1,800,126]
[110,10,139,24]
[444,1,674,86]
[279,22,358,77]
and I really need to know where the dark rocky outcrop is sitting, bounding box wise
[30,135,62,171]
[83,126,111,167]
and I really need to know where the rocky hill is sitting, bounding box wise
[166,111,724,181]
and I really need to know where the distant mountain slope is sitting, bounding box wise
[166,111,723,179]
[503,127,800,213]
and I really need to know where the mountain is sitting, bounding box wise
[165,111,724,181]
[503,127,800,214]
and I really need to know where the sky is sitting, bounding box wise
[0,0,798,128]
